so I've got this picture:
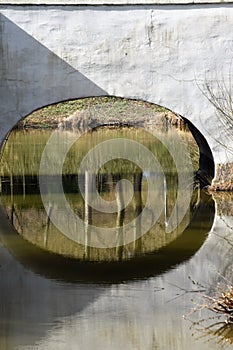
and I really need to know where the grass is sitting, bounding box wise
[17,97,169,129]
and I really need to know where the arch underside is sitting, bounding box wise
[182,117,215,187]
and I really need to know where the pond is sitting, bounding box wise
[0,121,232,349]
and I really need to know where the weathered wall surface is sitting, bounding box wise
[1,4,233,184]
[2,0,233,4]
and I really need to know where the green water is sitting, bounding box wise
[0,127,232,349]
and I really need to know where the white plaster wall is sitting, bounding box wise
[1,5,233,167]
[2,0,233,4]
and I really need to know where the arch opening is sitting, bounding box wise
[1,96,215,193]
[7,96,215,188]
[2,96,206,187]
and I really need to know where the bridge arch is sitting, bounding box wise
[3,95,215,189]
[1,2,233,188]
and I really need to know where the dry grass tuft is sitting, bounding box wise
[203,285,233,324]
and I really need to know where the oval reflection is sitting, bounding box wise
[0,123,215,282]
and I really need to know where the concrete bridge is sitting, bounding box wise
[1,0,233,187]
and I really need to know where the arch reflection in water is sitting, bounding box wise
[0,126,215,282]
[2,172,209,260]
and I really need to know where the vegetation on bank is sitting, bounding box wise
[200,74,233,191]
[16,97,179,129]
[206,285,233,324]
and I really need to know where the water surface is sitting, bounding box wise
[0,127,232,349]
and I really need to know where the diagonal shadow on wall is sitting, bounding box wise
[0,13,107,133]
[0,14,107,346]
